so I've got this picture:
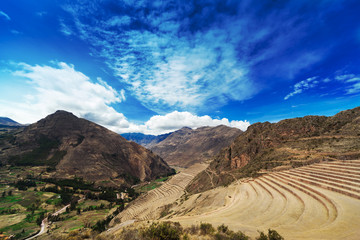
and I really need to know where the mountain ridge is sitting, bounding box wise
[149,125,242,167]
[0,110,174,186]
[187,106,360,193]
[121,132,171,148]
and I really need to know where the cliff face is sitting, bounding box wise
[149,125,242,167]
[187,107,360,193]
[0,110,174,186]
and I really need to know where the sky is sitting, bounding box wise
[1,0,360,135]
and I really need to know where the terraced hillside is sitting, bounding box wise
[165,160,360,239]
[108,163,207,230]
[188,106,360,193]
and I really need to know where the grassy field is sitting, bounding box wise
[134,176,170,193]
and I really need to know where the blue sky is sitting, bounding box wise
[1,0,360,134]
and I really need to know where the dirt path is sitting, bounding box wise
[25,198,84,239]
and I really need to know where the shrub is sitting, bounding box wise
[217,224,229,234]
[185,225,199,235]
[142,222,181,240]
[230,231,249,240]
[268,229,284,240]
[200,222,215,235]
[256,229,284,240]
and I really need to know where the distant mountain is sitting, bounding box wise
[0,117,22,128]
[121,132,171,148]
[187,106,360,193]
[0,110,174,186]
[149,125,242,167]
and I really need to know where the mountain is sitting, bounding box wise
[0,117,23,129]
[121,132,171,148]
[187,106,360,193]
[149,125,242,167]
[0,110,174,186]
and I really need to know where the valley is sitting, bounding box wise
[1,107,360,239]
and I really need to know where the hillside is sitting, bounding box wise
[121,132,171,148]
[187,106,360,193]
[0,110,174,186]
[0,117,22,127]
[0,117,23,132]
[149,125,242,167]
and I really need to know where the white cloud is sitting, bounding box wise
[36,11,47,17]
[335,73,360,94]
[59,19,73,36]
[1,62,128,128]
[107,16,131,26]
[0,10,10,21]
[1,62,250,136]
[63,4,259,113]
[284,76,318,100]
[121,111,250,135]
[10,30,21,35]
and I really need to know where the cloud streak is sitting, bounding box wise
[0,10,10,21]
[284,77,319,100]
[335,73,360,94]
[62,0,334,113]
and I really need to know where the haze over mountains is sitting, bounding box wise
[0,110,174,186]
[122,125,242,167]
[121,132,171,148]
[0,117,23,132]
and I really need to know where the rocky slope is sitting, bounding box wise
[149,125,242,167]
[187,106,360,193]
[0,110,174,186]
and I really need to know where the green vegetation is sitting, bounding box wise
[256,229,284,240]
[0,165,134,239]
[9,136,63,167]
[200,222,215,235]
[142,222,182,240]
[136,175,171,193]
[109,222,284,240]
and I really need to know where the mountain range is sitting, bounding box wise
[187,106,360,193]
[148,125,242,167]
[121,132,171,148]
[0,110,174,186]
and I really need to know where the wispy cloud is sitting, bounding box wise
[284,77,319,100]
[335,73,360,94]
[59,19,73,36]
[0,10,10,21]
[36,11,47,17]
[62,0,333,113]
[10,30,21,35]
